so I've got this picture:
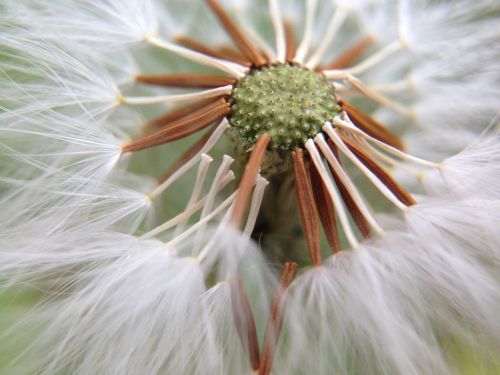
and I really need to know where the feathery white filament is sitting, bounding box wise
[140,172,234,240]
[345,75,414,117]
[233,8,276,61]
[196,197,235,262]
[174,154,213,236]
[324,123,408,211]
[305,139,359,249]
[355,136,423,176]
[332,117,439,168]
[269,0,286,62]
[339,40,403,76]
[145,35,246,77]
[120,85,233,105]
[368,79,413,94]
[149,119,230,199]
[305,8,347,69]
[166,193,236,249]
[294,0,318,63]
[193,155,234,252]
[315,133,385,235]
[243,175,269,237]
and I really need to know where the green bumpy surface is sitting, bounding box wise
[229,64,341,150]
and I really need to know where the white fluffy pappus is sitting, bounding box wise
[276,229,500,375]
[0,225,276,375]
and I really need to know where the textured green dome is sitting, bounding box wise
[229,64,341,150]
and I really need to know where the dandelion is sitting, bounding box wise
[1,0,499,374]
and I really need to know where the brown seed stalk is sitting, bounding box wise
[339,100,405,151]
[230,278,261,371]
[309,162,341,254]
[215,45,251,64]
[291,149,322,266]
[327,141,372,238]
[135,73,237,89]
[284,19,297,62]
[259,262,298,375]
[317,36,374,71]
[205,0,268,67]
[230,134,271,227]
[340,135,416,206]
[142,98,216,132]
[122,98,230,153]
[175,36,252,66]
[157,124,218,184]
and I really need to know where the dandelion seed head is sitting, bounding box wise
[1,0,500,374]
[230,64,340,152]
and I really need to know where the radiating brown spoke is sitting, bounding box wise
[215,45,253,67]
[157,124,218,184]
[136,73,237,88]
[291,149,322,266]
[143,98,216,132]
[309,162,341,254]
[259,262,298,375]
[284,19,297,62]
[317,36,374,71]
[206,0,268,67]
[339,100,405,150]
[327,141,372,238]
[123,98,230,152]
[175,36,251,66]
[340,135,416,206]
[230,278,261,371]
[230,134,271,227]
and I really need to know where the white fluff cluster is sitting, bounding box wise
[0,0,499,374]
